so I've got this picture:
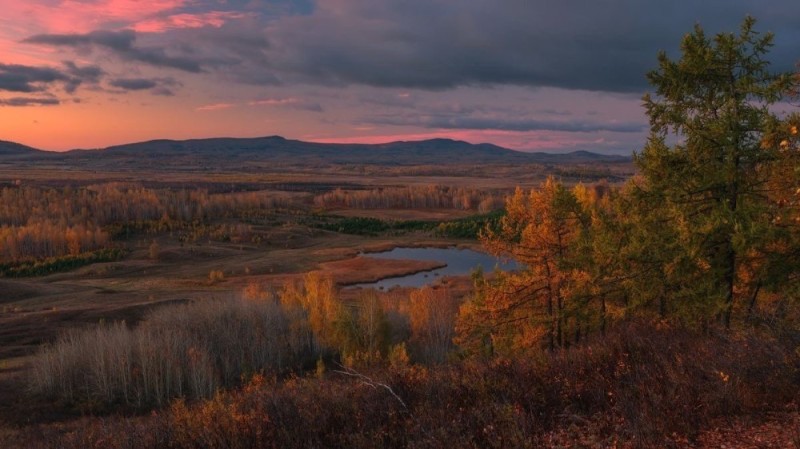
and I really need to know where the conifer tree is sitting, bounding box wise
[635,17,799,327]
[466,177,588,352]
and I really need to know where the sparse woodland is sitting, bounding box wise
[5,18,800,449]
[314,185,506,212]
[1,183,504,268]
[0,183,293,263]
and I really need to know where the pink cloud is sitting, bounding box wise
[196,102,235,111]
[2,0,187,34]
[248,97,300,106]
[134,11,252,33]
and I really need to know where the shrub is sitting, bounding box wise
[29,298,316,409]
[208,269,225,283]
[147,240,160,260]
[30,321,800,448]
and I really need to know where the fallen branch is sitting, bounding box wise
[332,363,409,412]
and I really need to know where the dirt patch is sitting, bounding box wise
[0,281,40,303]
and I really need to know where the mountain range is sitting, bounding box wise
[0,136,631,168]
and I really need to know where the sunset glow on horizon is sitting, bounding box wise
[2,1,798,153]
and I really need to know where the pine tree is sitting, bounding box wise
[635,17,799,327]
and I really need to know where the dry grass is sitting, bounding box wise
[29,297,315,409]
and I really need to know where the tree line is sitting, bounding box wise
[458,18,800,353]
[0,183,291,262]
[314,185,506,212]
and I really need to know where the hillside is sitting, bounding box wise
[90,136,631,165]
[0,140,43,156]
[0,136,630,168]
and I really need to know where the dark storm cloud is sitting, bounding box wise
[0,96,60,106]
[0,62,103,96]
[62,61,105,93]
[107,77,181,95]
[63,61,104,83]
[369,113,645,133]
[17,0,800,95]
[176,20,278,85]
[108,78,158,90]
[429,117,645,133]
[23,30,204,73]
[0,63,68,92]
[248,0,800,92]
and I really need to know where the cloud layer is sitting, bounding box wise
[21,1,800,93]
[24,30,204,73]
[1,0,799,153]
[180,0,800,92]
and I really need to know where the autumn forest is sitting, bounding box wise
[1,17,800,449]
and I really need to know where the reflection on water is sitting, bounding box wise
[350,247,520,290]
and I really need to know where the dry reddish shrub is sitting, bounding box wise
[19,321,797,449]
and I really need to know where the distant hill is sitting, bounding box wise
[1,136,631,167]
[0,140,43,156]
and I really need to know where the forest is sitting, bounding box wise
[2,18,800,449]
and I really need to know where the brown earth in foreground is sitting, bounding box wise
[538,412,800,448]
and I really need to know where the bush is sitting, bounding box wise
[30,321,800,448]
[0,248,126,277]
[29,298,316,409]
[208,269,225,283]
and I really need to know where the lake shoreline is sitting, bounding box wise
[346,246,520,290]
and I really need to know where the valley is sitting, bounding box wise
[2,137,621,417]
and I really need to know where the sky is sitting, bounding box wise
[1,1,798,154]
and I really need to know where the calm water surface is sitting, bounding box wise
[351,247,520,289]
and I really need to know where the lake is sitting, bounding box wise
[350,246,521,289]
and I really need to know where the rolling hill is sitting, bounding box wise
[1,136,631,169]
[0,140,44,156]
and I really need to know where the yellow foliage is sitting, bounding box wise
[242,282,272,301]
[388,343,410,370]
[208,270,225,283]
[280,271,342,351]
